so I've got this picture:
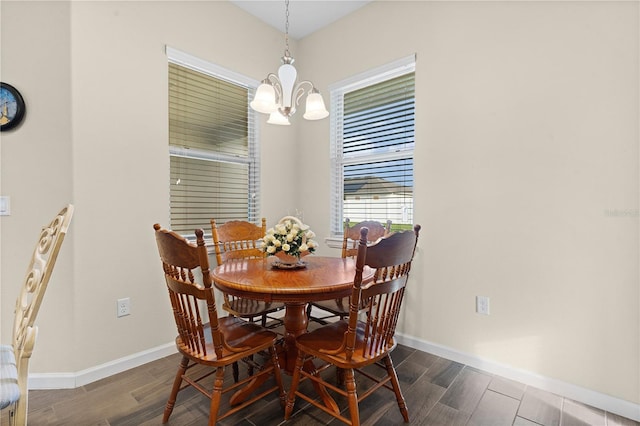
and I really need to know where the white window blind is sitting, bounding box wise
[330,56,415,235]
[168,53,259,236]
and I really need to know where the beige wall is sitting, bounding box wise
[298,0,639,405]
[1,0,638,411]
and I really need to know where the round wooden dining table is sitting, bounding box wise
[211,256,373,373]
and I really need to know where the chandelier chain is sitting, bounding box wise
[284,0,290,57]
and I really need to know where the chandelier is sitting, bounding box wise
[250,0,329,125]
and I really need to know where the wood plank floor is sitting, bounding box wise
[3,339,639,425]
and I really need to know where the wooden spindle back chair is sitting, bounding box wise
[212,218,266,263]
[341,218,392,258]
[211,218,285,328]
[307,218,392,323]
[153,224,285,425]
[1,204,74,426]
[286,224,421,426]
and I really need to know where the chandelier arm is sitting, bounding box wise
[265,73,280,84]
[292,80,314,108]
[265,74,284,105]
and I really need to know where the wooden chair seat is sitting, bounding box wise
[175,316,277,364]
[306,297,350,320]
[295,320,396,367]
[307,296,374,323]
[0,346,20,410]
[221,296,284,326]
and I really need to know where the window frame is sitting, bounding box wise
[329,55,416,238]
[166,47,261,238]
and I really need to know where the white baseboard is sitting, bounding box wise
[395,333,640,423]
[28,342,176,390]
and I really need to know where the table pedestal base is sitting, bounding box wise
[283,302,308,373]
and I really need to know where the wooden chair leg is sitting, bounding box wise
[232,362,239,382]
[248,354,254,376]
[231,362,240,383]
[306,303,312,320]
[284,351,305,419]
[345,368,360,426]
[207,367,225,426]
[337,367,345,385]
[163,355,189,423]
[383,355,409,422]
[269,346,286,408]
[13,398,27,426]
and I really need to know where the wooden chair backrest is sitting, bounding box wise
[211,218,267,265]
[13,204,74,351]
[7,204,73,426]
[344,224,420,361]
[154,225,223,359]
[341,219,392,258]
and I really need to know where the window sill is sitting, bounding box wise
[324,237,343,249]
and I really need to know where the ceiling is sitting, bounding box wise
[229,1,372,40]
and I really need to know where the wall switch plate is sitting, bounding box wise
[476,296,490,315]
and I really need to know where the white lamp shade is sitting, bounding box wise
[267,111,291,125]
[303,92,329,120]
[250,83,278,114]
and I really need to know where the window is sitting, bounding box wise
[330,55,416,235]
[167,48,259,236]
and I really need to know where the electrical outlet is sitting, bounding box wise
[117,298,130,317]
[476,296,490,315]
[0,196,10,216]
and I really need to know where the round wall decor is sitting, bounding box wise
[1,82,26,131]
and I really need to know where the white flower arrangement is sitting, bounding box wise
[262,216,317,259]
